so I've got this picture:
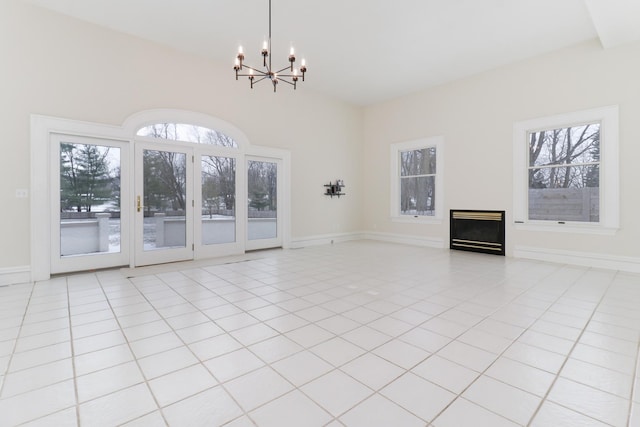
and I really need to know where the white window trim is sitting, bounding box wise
[390,136,444,224]
[512,105,619,235]
[50,133,131,275]
[122,109,249,151]
[31,110,291,282]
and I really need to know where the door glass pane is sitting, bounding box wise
[247,160,277,240]
[143,149,187,250]
[59,142,121,256]
[202,156,236,244]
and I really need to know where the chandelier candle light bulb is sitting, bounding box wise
[261,40,269,66]
[233,0,307,92]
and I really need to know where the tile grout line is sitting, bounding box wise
[202,254,533,424]
[165,265,372,425]
[0,282,35,403]
[627,300,640,427]
[112,250,445,424]
[84,259,635,425]
[129,269,258,426]
[1,279,78,426]
[525,269,621,427]
[5,244,639,426]
[241,255,544,424]
[418,266,567,426]
[65,276,82,427]
[155,265,401,424]
[419,262,609,425]
[93,272,170,427]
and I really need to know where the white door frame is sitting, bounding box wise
[50,133,131,274]
[195,147,246,259]
[30,110,291,281]
[133,142,194,267]
[246,156,283,251]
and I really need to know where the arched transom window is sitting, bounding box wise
[137,123,238,148]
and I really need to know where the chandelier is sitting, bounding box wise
[233,0,307,92]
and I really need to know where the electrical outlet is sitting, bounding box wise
[15,189,28,198]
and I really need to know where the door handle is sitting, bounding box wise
[137,195,143,212]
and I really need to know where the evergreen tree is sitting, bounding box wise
[60,143,114,212]
[585,137,600,188]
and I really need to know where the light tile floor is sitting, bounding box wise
[1,241,640,426]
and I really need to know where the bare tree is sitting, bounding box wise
[143,150,186,212]
[202,156,235,215]
[137,123,239,214]
[528,124,599,189]
[400,147,436,215]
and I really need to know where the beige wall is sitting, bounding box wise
[363,39,640,260]
[0,0,363,270]
[2,0,639,275]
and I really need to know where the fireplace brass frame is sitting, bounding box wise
[450,209,505,256]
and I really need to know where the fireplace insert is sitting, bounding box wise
[450,210,505,256]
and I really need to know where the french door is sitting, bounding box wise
[51,134,130,274]
[52,138,283,271]
[196,150,245,259]
[133,146,277,266]
[134,143,193,266]
[246,157,282,251]
[37,113,291,281]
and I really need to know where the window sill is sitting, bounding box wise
[513,222,618,236]
[391,216,442,225]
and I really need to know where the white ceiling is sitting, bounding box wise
[22,0,640,106]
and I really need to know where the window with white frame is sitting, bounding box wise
[513,106,619,233]
[137,123,239,148]
[391,137,444,222]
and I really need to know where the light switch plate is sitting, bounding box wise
[15,189,28,198]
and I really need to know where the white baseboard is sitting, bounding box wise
[291,231,446,250]
[289,232,365,249]
[514,246,640,273]
[10,241,634,286]
[0,266,31,286]
[362,231,446,249]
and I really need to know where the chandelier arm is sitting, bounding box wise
[275,78,295,87]
[252,76,270,84]
[273,65,294,74]
[236,73,267,78]
[240,65,268,75]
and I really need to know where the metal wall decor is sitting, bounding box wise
[324,180,345,198]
